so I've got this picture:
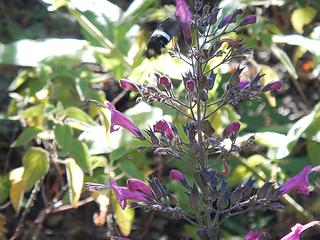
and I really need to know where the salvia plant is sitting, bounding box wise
[87,0,319,239]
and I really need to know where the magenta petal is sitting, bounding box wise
[223,122,240,137]
[127,178,153,196]
[280,221,320,240]
[175,0,192,44]
[262,80,283,92]
[159,75,172,91]
[106,103,145,140]
[237,80,250,89]
[170,169,188,188]
[245,231,265,240]
[153,119,174,140]
[279,166,313,196]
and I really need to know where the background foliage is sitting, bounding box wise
[0,0,320,239]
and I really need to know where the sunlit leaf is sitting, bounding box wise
[118,160,145,180]
[65,107,97,126]
[112,193,134,237]
[9,167,25,213]
[291,7,317,34]
[66,158,84,207]
[10,126,43,147]
[22,147,49,190]
[271,44,297,79]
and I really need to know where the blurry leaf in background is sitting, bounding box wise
[66,158,84,207]
[0,175,10,205]
[271,45,298,79]
[291,7,317,34]
[0,39,95,67]
[54,123,74,153]
[69,139,92,175]
[22,147,49,190]
[9,167,25,213]
[307,141,320,165]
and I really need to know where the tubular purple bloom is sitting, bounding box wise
[119,79,140,92]
[218,14,233,29]
[110,180,149,210]
[127,178,154,196]
[170,169,189,188]
[262,80,283,92]
[106,103,145,140]
[223,122,241,137]
[245,231,267,240]
[175,0,192,44]
[279,166,314,196]
[159,75,172,91]
[237,80,250,89]
[280,221,320,240]
[240,15,257,26]
[153,119,175,140]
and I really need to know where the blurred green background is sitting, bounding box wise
[0,0,320,239]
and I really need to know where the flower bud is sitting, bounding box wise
[206,71,216,90]
[237,80,250,89]
[159,75,172,91]
[216,190,230,210]
[199,89,209,101]
[222,122,240,138]
[240,15,257,26]
[242,177,255,198]
[185,80,195,92]
[261,80,283,92]
[170,169,188,188]
[119,79,140,92]
[127,178,153,196]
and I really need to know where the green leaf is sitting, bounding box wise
[118,160,145,180]
[66,158,84,207]
[11,126,43,147]
[9,167,25,213]
[291,7,317,34]
[22,147,49,190]
[65,107,97,126]
[69,139,92,175]
[112,193,134,236]
[22,104,45,118]
[54,123,74,152]
[307,141,320,165]
[0,175,10,204]
[271,44,298,79]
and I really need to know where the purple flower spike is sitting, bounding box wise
[110,180,149,210]
[106,103,145,140]
[175,0,192,44]
[119,79,140,92]
[186,80,196,92]
[127,178,153,196]
[170,169,189,188]
[159,75,172,91]
[240,15,257,26]
[223,122,241,138]
[245,231,268,240]
[153,119,175,140]
[281,221,320,240]
[237,80,250,89]
[279,166,314,196]
[262,80,283,92]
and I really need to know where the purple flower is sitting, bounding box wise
[279,166,314,196]
[159,75,172,91]
[262,80,283,92]
[170,169,189,188]
[127,178,154,196]
[153,119,175,140]
[110,180,149,210]
[106,103,145,140]
[175,0,192,44]
[245,231,268,240]
[223,122,240,138]
[240,15,257,26]
[218,14,233,29]
[280,221,320,240]
[237,80,250,89]
[119,79,140,92]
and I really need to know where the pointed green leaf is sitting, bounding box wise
[9,167,25,213]
[271,45,297,79]
[11,126,43,147]
[54,123,74,152]
[66,158,84,207]
[69,139,92,175]
[22,147,49,190]
[65,107,97,126]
